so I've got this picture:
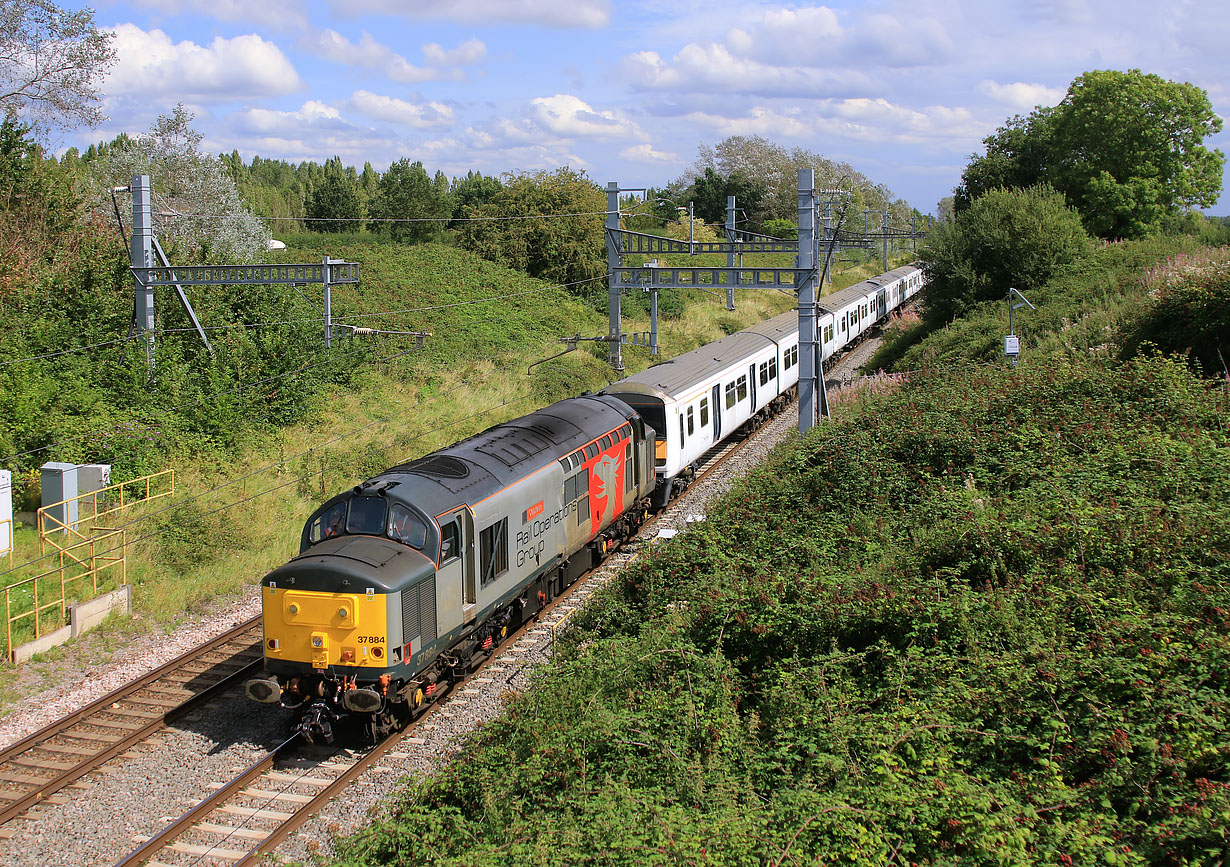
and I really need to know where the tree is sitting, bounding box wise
[306,165,364,234]
[0,0,115,133]
[85,104,270,261]
[449,170,502,227]
[458,167,605,290]
[689,167,767,230]
[954,70,1224,239]
[1050,69,1223,239]
[919,185,1090,325]
[368,158,449,243]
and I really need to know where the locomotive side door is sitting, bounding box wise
[435,508,475,638]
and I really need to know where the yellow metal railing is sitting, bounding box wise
[37,469,174,551]
[4,527,127,661]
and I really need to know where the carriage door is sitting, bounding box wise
[435,509,475,637]
[748,364,758,411]
[711,384,722,439]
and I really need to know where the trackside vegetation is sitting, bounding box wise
[326,238,1230,865]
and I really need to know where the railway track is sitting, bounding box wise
[0,619,263,833]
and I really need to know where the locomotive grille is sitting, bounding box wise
[419,578,436,642]
[401,584,420,641]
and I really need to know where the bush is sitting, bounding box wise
[1122,248,1230,376]
[920,185,1090,324]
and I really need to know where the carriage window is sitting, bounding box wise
[346,496,386,536]
[725,381,737,409]
[686,405,694,435]
[700,397,709,427]
[310,502,348,543]
[439,520,460,563]
[736,375,748,402]
[479,518,508,587]
[759,361,769,385]
[388,504,428,549]
[769,357,778,379]
[679,412,685,440]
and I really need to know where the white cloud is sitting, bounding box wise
[976,80,1066,111]
[726,7,842,66]
[129,0,309,30]
[619,143,678,163]
[103,24,301,100]
[302,30,484,83]
[349,91,454,127]
[234,101,353,136]
[623,45,870,97]
[530,94,642,140]
[322,0,610,28]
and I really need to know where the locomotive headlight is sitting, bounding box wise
[288,603,299,615]
[312,635,324,648]
[338,607,348,618]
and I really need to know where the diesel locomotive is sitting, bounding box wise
[244,264,925,742]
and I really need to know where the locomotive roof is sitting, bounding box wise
[372,393,637,518]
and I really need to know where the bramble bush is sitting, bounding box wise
[334,354,1229,866]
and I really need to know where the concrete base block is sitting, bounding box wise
[11,625,72,664]
[9,585,132,664]
[70,585,132,637]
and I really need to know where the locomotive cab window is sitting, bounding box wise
[479,518,508,587]
[346,496,386,536]
[439,520,461,563]
[388,504,428,549]
[310,502,348,544]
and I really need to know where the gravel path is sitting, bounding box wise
[0,337,884,867]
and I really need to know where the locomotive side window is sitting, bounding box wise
[479,518,508,587]
[700,397,710,427]
[310,502,347,543]
[388,504,428,549]
[346,496,387,536]
[440,520,460,563]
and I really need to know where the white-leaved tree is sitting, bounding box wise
[89,104,271,262]
[0,0,114,133]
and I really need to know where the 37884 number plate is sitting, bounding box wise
[356,635,385,644]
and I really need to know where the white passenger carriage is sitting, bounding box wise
[600,264,925,505]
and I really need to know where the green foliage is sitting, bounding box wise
[369,158,450,243]
[1122,249,1230,377]
[690,166,766,229]
[332,353,1230,867]
[762,218,796,239]
[457,167,606,292]
[448,170,502,226]
[956,70,1224,240]
[307,158,365,233]
[1053,70,1224,239]
[919,185,1091,324]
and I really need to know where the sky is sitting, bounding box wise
[62,0,1230,215]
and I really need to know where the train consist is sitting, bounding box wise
[244,264,925,742]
